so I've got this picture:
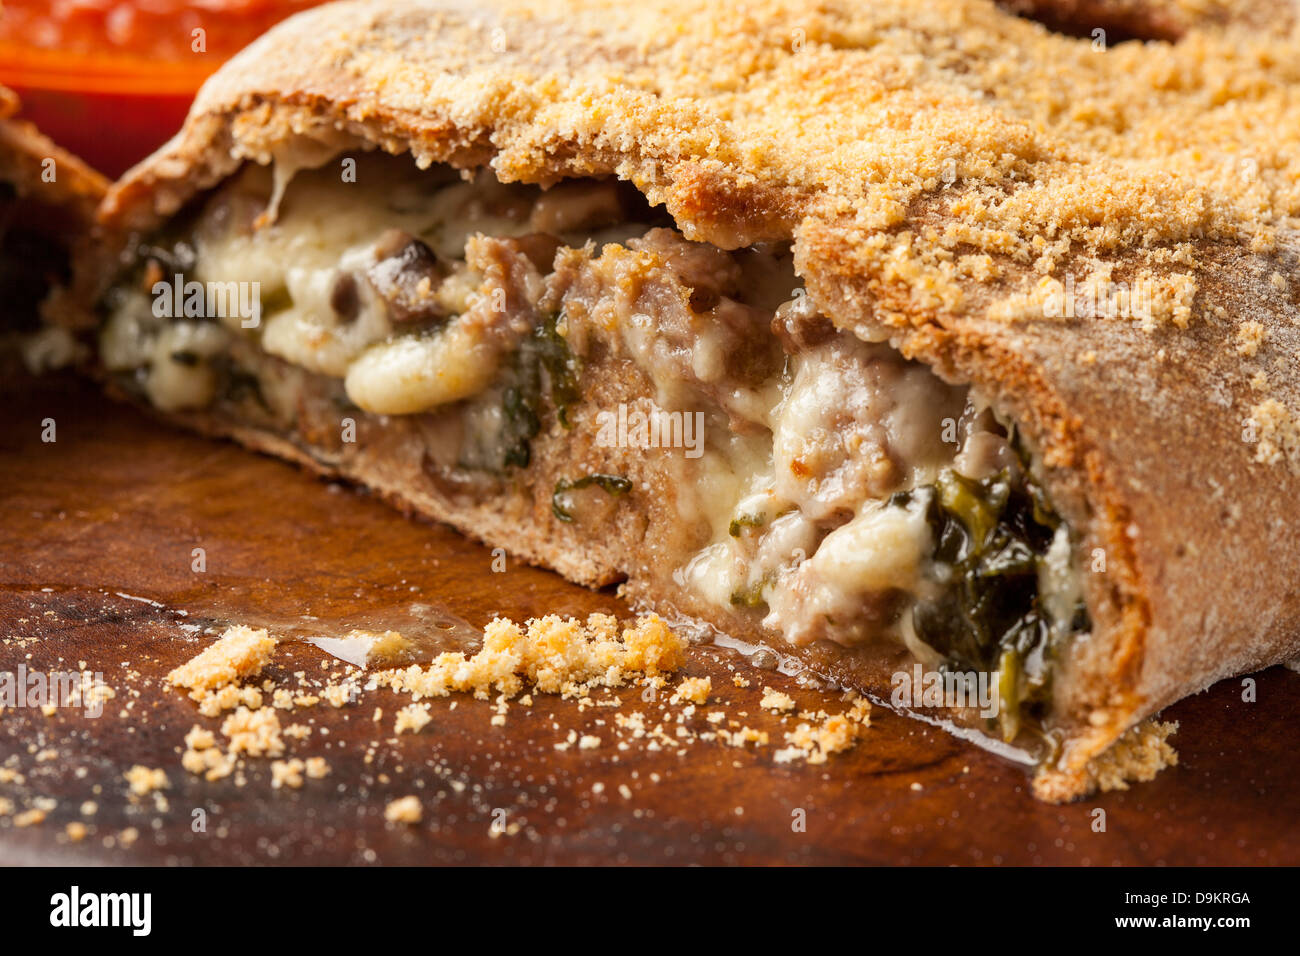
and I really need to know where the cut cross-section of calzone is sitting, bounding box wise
[0,85,107,366]
[71,0,1300,800]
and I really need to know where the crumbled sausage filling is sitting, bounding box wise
[101,152,1089,736]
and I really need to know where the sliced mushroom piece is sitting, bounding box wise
[366,229,449,325]
[329,271,361,323]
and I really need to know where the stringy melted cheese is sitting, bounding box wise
[104,154,1086,675]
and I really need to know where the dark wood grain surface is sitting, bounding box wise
[1,371,1296,866]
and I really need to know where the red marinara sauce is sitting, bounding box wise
[0,1,326,175]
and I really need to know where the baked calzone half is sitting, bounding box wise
[69,0,1300,800]
[0,85,106,365]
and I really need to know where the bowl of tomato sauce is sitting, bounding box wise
[0,1,326,177]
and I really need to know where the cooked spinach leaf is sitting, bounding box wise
[497,311,582,470]
[907,466,1088,736]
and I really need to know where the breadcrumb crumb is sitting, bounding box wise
[375,613,685,702]
[1089,720,1180,793]
[123,765,169,796]
[384,795,422,824]
[394,703,433,735]
[671,676,711,705]
[13,808,46,827]
[221,706,284,758]
[166,626,277,695]
[759,687,796,713]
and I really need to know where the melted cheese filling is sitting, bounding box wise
[101,153,1088,725]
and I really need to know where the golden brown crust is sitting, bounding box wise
[0,85,110,331]
[0,85,107,230]
[84,0,1300,799]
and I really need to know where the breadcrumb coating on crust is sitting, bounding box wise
[98,0,1300,474]
[109,1,1300,303]
[1248,398,1300,466]
[114,2,1300,288]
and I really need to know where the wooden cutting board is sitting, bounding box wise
[1,370,1297,865]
